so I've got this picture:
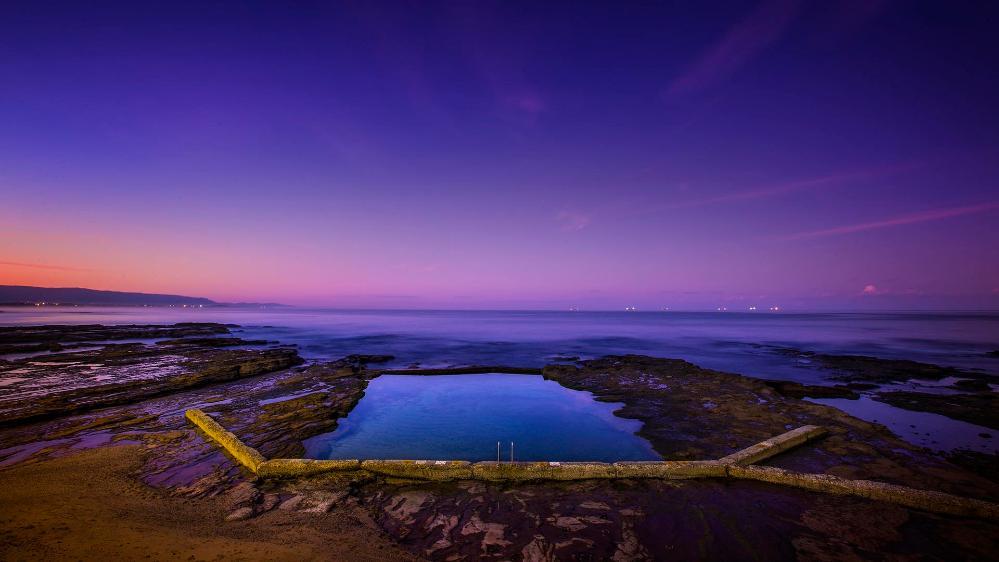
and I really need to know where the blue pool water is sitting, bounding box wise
[302,373,661,462]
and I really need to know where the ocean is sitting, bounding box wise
[2,307,996,453]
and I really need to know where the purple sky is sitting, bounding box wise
[2,1,998,310]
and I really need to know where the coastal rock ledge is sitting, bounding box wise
[0,328,997,561]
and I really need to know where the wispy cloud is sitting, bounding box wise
[621,147,991,213]
[666,0,800,96]
[447,3,547,122]
[621,161,918,217]
[393,262,441,274]
[0,260,91,272]
[783,201,999,240]
[555,210,591,232]
[660,164,915,210]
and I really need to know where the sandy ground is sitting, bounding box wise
[0,445,416,562]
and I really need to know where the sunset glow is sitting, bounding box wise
[2,2,997,309]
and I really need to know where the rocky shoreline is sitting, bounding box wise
[1,323,997,560]
[0,323,302,426]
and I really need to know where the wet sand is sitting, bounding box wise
[0,445,415,561]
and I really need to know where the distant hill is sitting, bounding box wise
[0,285,216,306]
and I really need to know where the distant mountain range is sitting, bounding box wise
[0,285,284,307]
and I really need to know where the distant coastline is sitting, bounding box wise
[0,285,284,308]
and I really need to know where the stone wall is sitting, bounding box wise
[184,408,999,520]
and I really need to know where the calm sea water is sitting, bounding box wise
[3,307,997,453]
[3,307,996,377]
[303,373,659,462]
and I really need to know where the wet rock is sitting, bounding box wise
[155,337,269,347]
[792,497,908,561]
[0,342,66,355]
[298,362,364,380]
[225,506,255,521]
[169,466,238,499]
[344,354,394,365]
[300,491,347,513]
[221,482,282,520]
[953,378,992,392]
[227,481,261,506]
[945,450,999,483]
[241,377,367,458]
[130,430,188,447]
[46,411,156,440]
[2,341,997,561]
[426,514,460,554]
[277,494,305,511]
[760,379,859,399]
[460,513,512,554]
[873,391,998,430]
[361,472,999,562]
[775,348,995,385]
[260,493,281,512]
[521,535,555,561]
[547,355,580,362]
[0,342,303,425]
[844,382,880,391]
[0,323,231,345]
[611,520,649,561]
[550,514,610,531]
[542,355,998,499]
[376,365,543,376]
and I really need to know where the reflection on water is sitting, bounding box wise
[303,374,660,462]
[807,396,995,453]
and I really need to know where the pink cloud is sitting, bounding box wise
[862,284,878,295]
[784,201,999,240]
[0,260,91,272]
[666,0,800,96]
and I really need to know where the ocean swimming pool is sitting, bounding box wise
[302,373,661,462]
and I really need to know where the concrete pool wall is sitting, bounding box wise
[185,408,999,520]
[184,408,817,482]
